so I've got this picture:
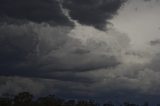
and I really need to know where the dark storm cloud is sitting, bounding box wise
[1,0,160,101]
[0,0,127,29]
[0,24,38,64]
[148,53,160,72]
[144,0,151,2]
[62,0,126,30]
[0,0,73,26]
[150,39,160,46]
[0,23,120,82]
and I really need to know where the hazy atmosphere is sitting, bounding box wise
[0,0,160,104]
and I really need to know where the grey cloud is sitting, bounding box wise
[144,0,151,1]
[2,20,160,98]
[0,23,38,63]
[1,0,160,101]
[0,0,73,26]
[0,76,96,97]
[150,39,160,46]
[62,0,127,30]
[0,76,46,96]
[1,22,160,99]
[0,22,120,81]
[86,64,160,95]
[0,0,127,29]
[1,76,160,104]
[148,53,160,72]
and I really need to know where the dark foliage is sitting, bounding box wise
[0,92,158,106]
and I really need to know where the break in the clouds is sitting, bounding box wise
[1,0,160,103]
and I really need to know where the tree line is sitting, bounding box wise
[0,92,159,106]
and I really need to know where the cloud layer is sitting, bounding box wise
[62,0,126,30]
[1,0,160,102]
[0,0,73,26]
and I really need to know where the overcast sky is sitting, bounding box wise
[0,0,160,103]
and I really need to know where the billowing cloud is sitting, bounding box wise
[1,0,160,103]
[150,39,160,46]
[0,0,126,29]
[0,22,122,80]
[62,0,126,30]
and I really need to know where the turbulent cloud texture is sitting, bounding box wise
[1,0,160,103]
[62,0,126,30]
[0,23,121,78]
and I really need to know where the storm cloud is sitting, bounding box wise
[0,0,73,26]
[1,0,160,103]
[62,0,126,30]
[0,23,121,80]
[0,0,126,29]
[150,39,160,46]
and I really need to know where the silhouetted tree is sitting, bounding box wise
[123,102,138,106]
[64,100,76,106]
[76,100,97,106]
[13,92,33,106]
[37,95,63,106]
[143,102,149,106]
[103,101,114,106]
[0,91,159,106]
[0,97,12,106]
